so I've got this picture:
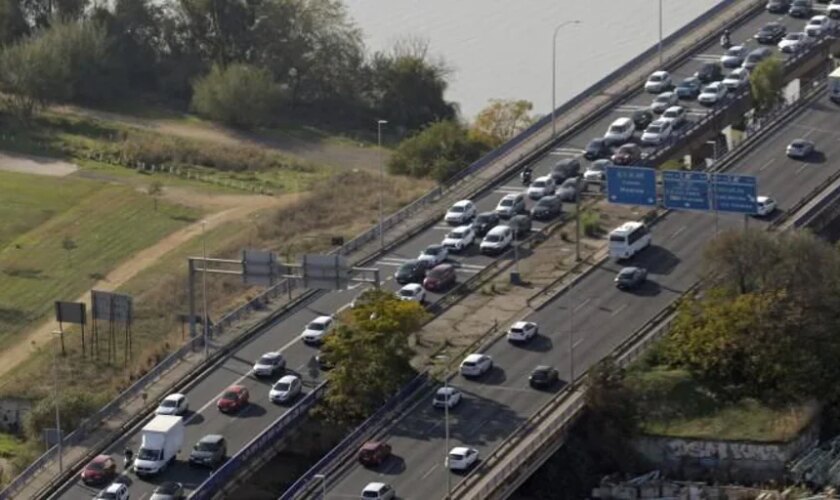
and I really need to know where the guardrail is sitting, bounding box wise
[4,1,773,496]
[450,64,834,500]
[189,381,328,500]
[278,373,431,500]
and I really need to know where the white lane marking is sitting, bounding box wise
[796,163,809,174]
[693,53,721,62]
[792,124,840,135]
[421,464,438,479]
[758,158,775,171]
[347,283,362,290]
[470,418,492,436]
[378,257,412,266]
[573,297,591,312]
[494,186,526,195]
[185,328,306,423]
[550,148,585,156]
[454,263,485,271]
[611,304,629,317]
[669,226,686,240]
[573,338,585,348]
[470,385,533,394]
[434,224,454,231]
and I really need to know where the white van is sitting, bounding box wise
[604,117,635,146]
[829,66,840,103]
[608,222,651,260]
[480,225,513,255]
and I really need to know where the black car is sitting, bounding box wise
[584,138,611,161]
[755,22,787,43]
[471,211,500,237]
[675,76,701,99]
[509,214,532,240]
[394,259,430,284]
[632,109,654,130]
[529,365,560,389]
[550,158,581,182]
[611,143,642,166]
[695,63,723,84]
[189,435,227,468]
[767,0,792,12]
[789,0,812,17]
[615,267,648,290]
[530,195,563,220]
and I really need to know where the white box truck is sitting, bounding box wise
[829,67,840,103]
[133,415,184,476]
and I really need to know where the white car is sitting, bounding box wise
[442,225,476,252]
[644,70,671,93]
[830,1,840,20]
[495,192,526,218]
[778,32,813,53]
[252,351,286,377]
[720,45,748,68]
[301,316,334,344]
[156,393,188,416]
[641,119,673,145]
[805,15,833,37]
[650,91,678,114]
[756,196,776,216]
[661,106,687,127]
[722,68,750,91]
[433,387,462,408]
[527,175,556,199]
[418,244,448,266]
[506,321,538,342]
[698,82,727,106]
[269,375,302,403]
[448,446,479,471]
[460,353,493,377]
[583,160,610,182]
[361,482,395,500]
[396,283,426,303]
[95,483,129,500]
[444,200,476,225]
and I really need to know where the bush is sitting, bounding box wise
[24,389,109,442]
[387,120,490,182]
[580,209,602,237]
[191,64,283,129]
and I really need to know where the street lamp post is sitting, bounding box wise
[314,473,327,499]
[436,355,453,498]
[201,220,209,359]
[658,0,664,67]
[377,120,388,251]
[52,330,63,473]
[551,20,581,139]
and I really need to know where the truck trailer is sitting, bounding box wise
[133,415,185,476]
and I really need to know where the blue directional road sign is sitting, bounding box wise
[606,166,657,206]
[711,173,757,214]
[662,170,711,211]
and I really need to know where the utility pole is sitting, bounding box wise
[201,221,209,359]
[551,20,581,138]
[52,330,63,474]
[575,178,582,261]
[658,0,664,67]
[377,120,388,251]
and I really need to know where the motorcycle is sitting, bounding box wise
[720,34,731,49]
[520,169,532,185]
[123,449,134,470]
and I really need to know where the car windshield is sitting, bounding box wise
[500,198,514,207]
[786,33,802,40]
[532,370,548,379]
[195,441,220,452]
[259,355,278,365]
[463,361,476,367]
[647,125,662,133]
[655,95,669,103]
[590,164,605,172]
[536,198,552,207]
[450,205,464,213]
[222,391,239,400]
[274,382,291,392]
[484,234,500,242]
[726,47,741,55]
[476,214,493,223]
[650,74,662,82]
[161,399,177,407]
[307,322,325,331]
[138,448,161,460]
[362,492,380,499]
[87,461,106,471]
[424,247,441,255]
[663,110,678,118]
[812,18,824,25]
[450,453,465,460]
[588,139,604,148]
[448,230,465,239]
[619,269,636,278]
[398,288,415,297]
[398,263,416,274]
[429,268,448,278]
[794,0,807,5]
[532,180,546,188]
[510,327,524,334]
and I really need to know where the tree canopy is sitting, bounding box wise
[750,56,784,115]
[191,64,283,128]
[316,289,426,425]
[470,98,535,147]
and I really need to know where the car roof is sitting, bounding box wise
[430,263,454,272]
[512,321,532,329]
[105,484,124,492]
[463,353,487,362]
[92,454,112,463]
[402,283,423,291]
[534,174,551,182]
[277,374,299,384]
[534,365,554,372]
[312,315,332,323]
[437,386,458,394]
[611,117,632,126]
[664,106,684,114]
[450,446,472,454]
[487,225,511,235]
[620,266,641,273]
[757,195,771,203]
[501,192,522,200]
[452,199,472,207]
[425,244,443,250]
[155,482,182,493]
[199,434,225,443]
[649,119,668,127]
[226,384,246,392]
[163,393,185,401]
[651,70,668,77]
[260,351,282,358]
[364,482,387,491]
[361,440,385,450]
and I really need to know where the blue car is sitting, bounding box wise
[675,76,701,99]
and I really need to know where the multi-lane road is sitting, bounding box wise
[52,2,831,499]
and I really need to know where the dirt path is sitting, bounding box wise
[0,190,291,379]
[54,105,386,172]
[0,151,78,176]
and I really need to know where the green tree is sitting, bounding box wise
[0,0,28,45]
[750,56,784,115]
[470,98,535,147]
[369,40,457,132]
[24,389,107,442]
[388,120,490,182]
[191,63,282,128]
[316,290,425,425]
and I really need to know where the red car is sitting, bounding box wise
[217,385,249,413]
[423,264,456,291]
[358,441,392,467]
[80,454,117,485]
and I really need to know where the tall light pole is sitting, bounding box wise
[201,220,209,359]
[314,473,327,499]
[377,120,388,251]
[551,20,581,138]
[436,355,453,498]
[52,330,63,474]
[658,0,664,67]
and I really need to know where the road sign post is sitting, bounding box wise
[605,166,658,206]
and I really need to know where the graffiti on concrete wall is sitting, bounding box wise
[666,440,785,462]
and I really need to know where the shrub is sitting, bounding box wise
[580,209,603,238]
[191,64,283,129]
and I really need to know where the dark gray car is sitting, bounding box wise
[189,434,227,468]
[550,158,581,182]
[509,215,532,240]
[556,177,580,202]
[530,195,563,220]
[615,267,648,290]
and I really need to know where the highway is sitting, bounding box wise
[321,82,840,500]
[51,3,823,499]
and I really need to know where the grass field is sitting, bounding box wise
[627,367,816,442]
[0,170,201,349]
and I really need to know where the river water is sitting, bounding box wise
[344,0,722,119]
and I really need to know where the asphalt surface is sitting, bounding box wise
[53,4,834,499]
